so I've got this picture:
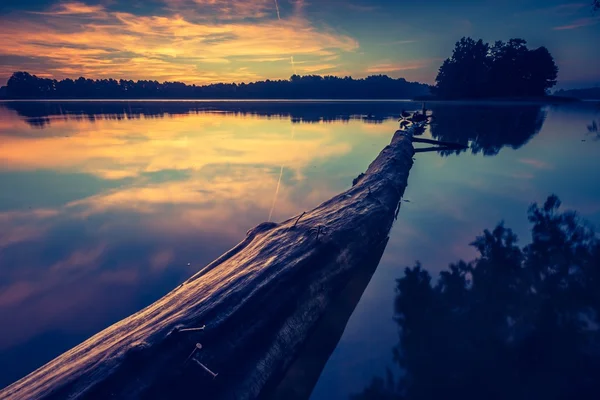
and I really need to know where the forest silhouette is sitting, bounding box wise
[352,196,600,400]
[433,38,558,99]
[0,72,430,100]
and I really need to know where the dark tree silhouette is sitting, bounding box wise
[433,38,491,99]
[1,72,431,100]
[434,37,558,99]
[352,196,600,400]
[427,104,547,155]
[588,120,599,140]
[0,100,410,129]
[594,0,599,11]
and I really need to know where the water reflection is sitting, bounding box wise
[588,120,599,140]
[309,101,600,399]
[352,196,600,399]
[0,101,599,394]
[428,104,547,156]
[0,101,407,388]
[2,101,556,157]
[1,100,409,128]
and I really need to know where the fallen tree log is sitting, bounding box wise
[0,129,416,400]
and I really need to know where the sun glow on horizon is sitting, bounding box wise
[0,1,360,86]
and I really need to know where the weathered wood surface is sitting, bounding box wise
[0,129,415,400]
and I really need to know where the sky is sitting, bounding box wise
[0,0,599,89]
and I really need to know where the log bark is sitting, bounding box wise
[0,129,415,400]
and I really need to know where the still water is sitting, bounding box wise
[0,100,599,397]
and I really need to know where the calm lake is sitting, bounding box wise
[0,100,599,397]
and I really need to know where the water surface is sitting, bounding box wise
[0,100,598,396]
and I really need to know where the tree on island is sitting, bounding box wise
[433,37,558,99]
[353,195,600,400]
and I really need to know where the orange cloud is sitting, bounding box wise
[366,60,433,73]
[553,16,600,30]
[38,1,108,16]
[0,1,359,84]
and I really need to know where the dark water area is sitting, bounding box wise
[0,100,599,396]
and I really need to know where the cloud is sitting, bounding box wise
[164,0,275,20]
[0,1,358,84]
[553,16,600,30]
[33,1,108,16]
[551,3,589,14]
[374,40,416,46]
[518,158,554,170]
[366,60,432,73]
[516,2,588,17]
[345,3,380,12]
[300,63,339,73]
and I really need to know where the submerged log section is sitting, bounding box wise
[1,129,416,400]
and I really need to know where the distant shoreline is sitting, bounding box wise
[412,95,583,104]
[0,98,416,102]
[0,97,593,104]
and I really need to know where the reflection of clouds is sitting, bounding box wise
[0,209,58,248]
[0,282,36,308]
[0,113,350,180]
[518,158,554,170]
[0,111,388,370]
[359,123,398,136]
[49,244,107,272]
[510,172,535,180]
[0,206,235,351]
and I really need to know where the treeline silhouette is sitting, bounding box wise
[0,72,431,100]
[352,195,600,400]
[434,38,558,99]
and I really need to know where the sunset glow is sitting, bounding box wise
[1,0,599,88]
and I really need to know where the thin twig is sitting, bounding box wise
[293,212,306,228]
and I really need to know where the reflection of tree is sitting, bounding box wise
[352,196,600,400]
[0,101,409,128]
[429,104,547,156]
[588,120,599,141]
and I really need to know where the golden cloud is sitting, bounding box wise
[0,1,359,84]
[366,60,433,73]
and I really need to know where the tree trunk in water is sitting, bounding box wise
[1,130,415,400]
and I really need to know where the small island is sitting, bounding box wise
[419,37,577,103]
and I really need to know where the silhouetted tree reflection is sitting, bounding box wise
[0,101,412,128]
[588,120,599,140]
[428,104,547,156]
[352,196,600,400]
